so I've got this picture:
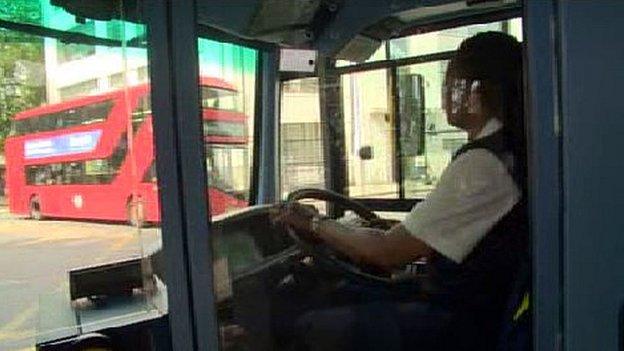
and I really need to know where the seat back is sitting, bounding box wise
[497,255,531,351]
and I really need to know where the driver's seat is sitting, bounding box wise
[496,255,531,351]
[433,255,530,351]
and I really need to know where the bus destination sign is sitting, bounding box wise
[24,130,103,159]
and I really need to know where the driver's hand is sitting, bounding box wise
[271,202,322,242]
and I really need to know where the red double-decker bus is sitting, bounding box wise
[4,77,248,225]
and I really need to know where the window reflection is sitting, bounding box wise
[56,22,96,63]
[199,38,257,217]
[201,86,242,112]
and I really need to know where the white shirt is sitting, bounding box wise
[402,118,520,263]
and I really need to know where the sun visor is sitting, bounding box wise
[335,35,382,63]
[247,0,320,37]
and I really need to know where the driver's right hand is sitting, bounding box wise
[270,202,322,243]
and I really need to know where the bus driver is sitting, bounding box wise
[274,32,527,350]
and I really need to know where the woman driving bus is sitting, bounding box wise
[274,31,527,351]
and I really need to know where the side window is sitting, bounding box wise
[389,19,523,59]
[397,61,456,197]
[279,78,326,198]
[339,19,522,199]
[342,69,397,198]
[58,101,113,129]
[10,100,113,136]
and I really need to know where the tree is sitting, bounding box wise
[0,0,46,151]
[0,29,46,151]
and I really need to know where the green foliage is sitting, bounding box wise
[0,0,43,24]
[0,28,46,151]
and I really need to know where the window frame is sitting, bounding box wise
[523,2,562,350]
[146,2,217,349]
[146,2,270,349]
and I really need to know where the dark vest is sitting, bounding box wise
[427,130,528,316]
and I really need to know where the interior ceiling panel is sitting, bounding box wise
[247,0,320,36]
[196,0,260,38]
[47,0,520,55]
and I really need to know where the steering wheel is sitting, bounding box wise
[285,188,395,284]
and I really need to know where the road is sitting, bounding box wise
[0,208,162,350]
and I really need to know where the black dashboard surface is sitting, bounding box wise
[211,205,294,276]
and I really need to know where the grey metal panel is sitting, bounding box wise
[168,1,221,350]
[196,0,260,37]
[144,1,195,350]
[558,2,624,350]
[523,2,563,350]
[314,0,427,56]
[257,48,280,204]
[318,57,348,215]
[146,0,220,350]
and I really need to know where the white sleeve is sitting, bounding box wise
[402,149,520,263]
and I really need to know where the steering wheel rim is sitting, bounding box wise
[286,188,379,221]
[285,188,395,284]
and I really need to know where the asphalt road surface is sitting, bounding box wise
[0,207,162,350]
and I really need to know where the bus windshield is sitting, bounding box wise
[0,3,260,350]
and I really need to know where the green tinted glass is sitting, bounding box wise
[0,0,145,44]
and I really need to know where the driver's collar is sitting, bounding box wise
[475,117,503,140]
